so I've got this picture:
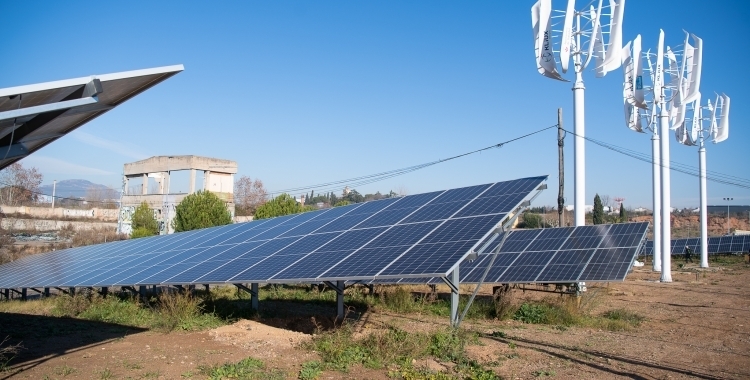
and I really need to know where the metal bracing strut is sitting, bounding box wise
[234,283,260,311]
[324,280,346,321]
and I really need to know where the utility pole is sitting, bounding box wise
[51,180,56,209]
[557,108,564,228]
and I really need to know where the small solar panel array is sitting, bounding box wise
[0,176,547,290]
[640,235,750,256]
[374,222,650,285]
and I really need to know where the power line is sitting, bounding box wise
[563,128,750,190]
[266,125,559,197]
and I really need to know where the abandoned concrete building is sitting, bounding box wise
[118,155,237,235]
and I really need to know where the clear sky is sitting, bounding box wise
[1,0,748,210]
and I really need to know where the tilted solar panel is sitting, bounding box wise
[0,176,547,290]
[640,235,749,256]
[387,222,649,285]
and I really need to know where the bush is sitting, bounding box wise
[254,193,308,220]
[131,201,159,238]
[173,191,232,232]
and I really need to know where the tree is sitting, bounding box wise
[619,202,627,222]
[173,190,232,232]
[345,189,364,203]
[0,163,43,206]
[592,194,604,225]
[131,202,159,238]
[334,200,351,207]
[85,186,119,209]
[234,176,267,216]
[254,193,308,220]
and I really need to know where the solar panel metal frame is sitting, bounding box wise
[0,176,549,290]
[0,65,184,170]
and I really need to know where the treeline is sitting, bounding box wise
[304,189,398,207]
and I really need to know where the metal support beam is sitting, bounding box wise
[448,269,459,327]
[367,284,374,296]
[122,286,139,296]
[0,96,98,121]
[3,289,8,300]
[235,283,259,311]
[54,287,70,295]
[21,288,27,301]
[324,281,346,320]
[44,287,50,297]
[251,283,259,310]
[139,285,147,299]
[100,287,108,297]
[204,284,210,293]
[29,288,42,294]
[69,287,76,296]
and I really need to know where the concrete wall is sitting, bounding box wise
[0,205,119,221]
[1,218,117,231]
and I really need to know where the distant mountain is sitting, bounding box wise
[39,179,120,199]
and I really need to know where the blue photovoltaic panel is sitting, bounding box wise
[395,222,649,285]
[640,235,749,256]
[0,176,547,289]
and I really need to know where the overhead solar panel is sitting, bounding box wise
[0,65,183,170]
[0,176,547,290]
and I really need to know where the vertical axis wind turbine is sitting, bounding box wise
[675,92,731,268]
[622,30,703,281]
[531,0,625,227]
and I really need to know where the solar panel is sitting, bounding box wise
[0,65,183,170]
[640,235,750,256]
[391,222,649,285]
[0,176,547,290]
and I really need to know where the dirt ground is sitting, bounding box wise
[2,257,749,380]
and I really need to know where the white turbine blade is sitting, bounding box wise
[710,95,719,140]
[683,34,703,104]
[583,1,604,68]
[594,17,607,77]
[622,41,634,105]
[600,0,625,73]
[653,30,665,98]
[715,94,730,142]
[560,0,576,73]
[688,99,701,144]
[532,0,567,81]
[624,102,644,133]
[632,35,646,108]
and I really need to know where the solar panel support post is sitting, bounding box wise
[234,284,259,311]
[323,281,346,321]
[251,283,259,310]
[2,289,7,300]
[139,286,147,300]
[44,287,50,298]
[69,287,75,296]
[21,288,27,301]
[456,226,510,328]
[100,287,108,298]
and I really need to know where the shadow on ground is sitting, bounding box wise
[0,312,146,378]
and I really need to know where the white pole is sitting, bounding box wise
[651,133,662,271]
[573,71,586,227]
[699,140,708,268]
[51,180,56,209]
[659,101,672,282]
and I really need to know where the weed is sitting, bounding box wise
[98,367,113,379]
[490,330,507,339]
[0,336,22,371]
[54,365,76,376]
[181,371,194,378]
[153,292,222,332]
[298,360,323,380]
[601,309,645,330]
[199,357,285,380]
[122,360,143,370]
[141,371,161,379]
[508,342,517,349]
[513,303,546,324]
[533,369,556,377]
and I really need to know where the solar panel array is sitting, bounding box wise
[640,235,750,256]
[0,176,547,290]
[371,222,649,285]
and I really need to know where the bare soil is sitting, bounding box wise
[2,258,749,380]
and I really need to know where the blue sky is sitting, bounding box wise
[1,0,748,209]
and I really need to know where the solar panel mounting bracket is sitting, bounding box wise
[440,275,459,294]
[323,281,344,295]
[234,283,258,297]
